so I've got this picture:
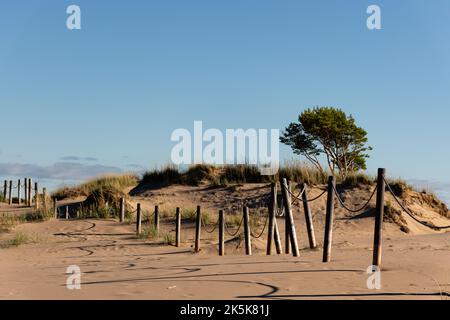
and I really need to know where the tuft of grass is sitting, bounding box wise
[161,232,175,245]
[384,201,409,233]
[340,173,375,189]
[8,232,29,246]
[181,208,199,222]
[139,226,159,240]
[142,166,181,187]
[225,213,243,228]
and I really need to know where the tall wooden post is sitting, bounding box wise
[42,188,47,212]
[176,207,181,247]
[8,181,12,205]
[301,183,317,249]
[194,206,201,252]
[119,198,125,222]
[28,179,32,206]
[285,181,291,254]
[323,176,335,262]
[267,183,276,255]
[65,206,69,220]
[136,203,142,235]
[219,210,224,256]
[154,205,160,233]
[243,206,252,255]
[17,179,21,205]
[24,178,28,205]
[373,168,386,269]
[34,182,39,209]
[280,178,300,257]
[53,198,58,218]
[3,180,7,201]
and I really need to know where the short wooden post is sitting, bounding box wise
[28,179,32,206]
[285,181,291,254]
[301,183,317,249]
[219,210,224,256]
[372,168,386,269]
[3,180,7,201]
[154,205,160,233]
[323,176,335,262]
[53,198,58,218]
[17,179,21,205]
[243,206,252,255]
[273,218,283,254]
[176,207,181,247]
[34,182,39,209]
[119,197,125,222]
[65,206,69,219]
[8,181,12,205]
[42,188,47,212]
[280,178,300,257]
[136,203,142,235]
[194,206,201,252]
[24,178,28,205]
[267,183,276,255]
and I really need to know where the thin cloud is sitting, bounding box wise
[60,156,99,162]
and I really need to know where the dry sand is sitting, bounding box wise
[0,184,450,300]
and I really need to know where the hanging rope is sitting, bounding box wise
[332,183,377,213]
[224,214,244,237]
[384,178,450,230]
[250,213,269,239]
[202,216,219,234]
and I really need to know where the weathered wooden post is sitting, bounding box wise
[53,198,58,218]
[176,207,181,247]
[373,168,386,269]
[267,183,276,255]
[219,210,224,256]
[3,180,7,201]
[273,218,283,254]
[280,178,300,257]
[243,206,252,255]
[24,178,27,205]
[17,179,21,205]
[285,180,291,254]
[154,205,160,233]
[34,182,39,209]
[194,206,201,252]
[28,178,32,206]
[323,176,335,262]
[65,206,69,219]
[136,203,142,235]
[301,183,317,249]
[42,188,47,212]
[8,180,12,205]
[119,197,125,222]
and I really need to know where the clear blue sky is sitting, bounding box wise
[0,1,449,201]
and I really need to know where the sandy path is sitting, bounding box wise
[0,218,449,300]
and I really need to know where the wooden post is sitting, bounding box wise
[243,206,252,255]
[301,183,317,249]
[219,210,224,256]
[34,182,39,209]
[17,179,21,205]
[136,203,142,235]
[42,188,47,211]
[280,178,300,257]
[65,206,69,219]
[8,180,12,205]
[119,197,125,222]
[3,180,7,201]
[267,183,276,255]
[194,206,201,252]
[323,176,335,262]
[53,198,58,218]
[24,178,28,205]
[372,168,386,269]
[285,181,291,254]
[273,218,283,254]
[28,178,32,206]
[154,205,160,233]
[176,207,181,247]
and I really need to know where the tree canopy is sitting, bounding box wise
[280,107,372,178]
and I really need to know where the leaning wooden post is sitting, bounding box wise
[28,178,32,207]
[175,207,181,247]
[8,181,12,205]
[136,203,142,235]
[119,197,125,222]
[194,206,201,252]
[219,210,224,256]
[267,183,276,255]
[53,198,58,218]
[284,180,291,254]
[280,178,300,257]
[154,205,160,233]
[301,183,317,249]
[3,180,7,201]
[34,182,39,209]
[243,206,252,255]
[323,176,335,262]
[372,168,386,269]
[273,218,283,254]
[17,179,21,205]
